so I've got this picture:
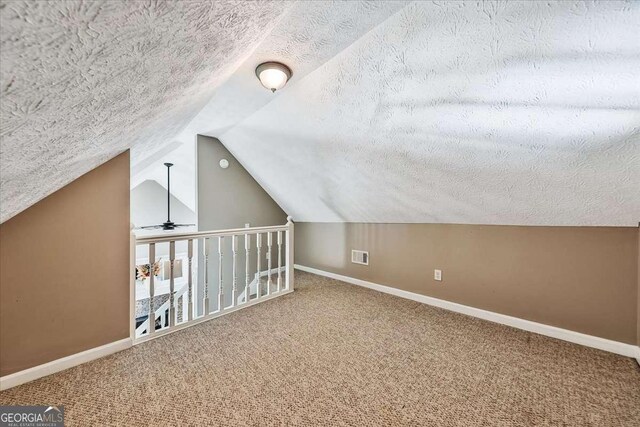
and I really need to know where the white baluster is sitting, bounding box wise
[218,236,224,312]
[256,233,262,299]
[130,224,136,340]
[169,241,176,328]
[187,239,193,322]
[245,233,250,303]
[277,230,282,292]
[231,235,238,308]
[286,217,295,291]
[161,307,167,328]
[267,232,272,296]
[148,243,156,335]
[183,294,187,323]
[132,224,294,343]
[204,238,210,316]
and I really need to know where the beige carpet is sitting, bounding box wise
[2,271,639,426]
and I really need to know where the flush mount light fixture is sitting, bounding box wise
[255,61,292,92]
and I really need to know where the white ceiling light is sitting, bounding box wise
[255,62,292,92]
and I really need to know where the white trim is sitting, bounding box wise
[286,217,294,291]
[0,338,132,391]
[130,224,136,341]
[295,265,638,358]
[235,266,288,305]
[635,346,640,366]
[258,266,287,278]
[135,282,191,338]
[135,224,288,245]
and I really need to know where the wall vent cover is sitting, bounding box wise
[351,250,369,265]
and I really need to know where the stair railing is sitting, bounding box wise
[135,282,190,337]
[130,217,294,343]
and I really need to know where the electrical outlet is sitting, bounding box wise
[245,223,250,228]
[434,269,442,281]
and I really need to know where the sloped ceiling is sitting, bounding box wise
[217,0,640,226]
[130,0,409,213]
[0,0,291,223]
[2,1,639,226]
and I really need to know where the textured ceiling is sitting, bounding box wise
[129,0,409,214]
[0,0,291,223]
[2,1,639,226]
[218,0,640,226]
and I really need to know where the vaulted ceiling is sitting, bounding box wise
[2,1,639,225]
[0,0,290,223]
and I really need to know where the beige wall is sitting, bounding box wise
[296,223,639,345]
[197,135,287,309]
[0,152,131,376]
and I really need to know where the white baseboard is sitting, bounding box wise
[0,338,132,391]
[295,265,639,359]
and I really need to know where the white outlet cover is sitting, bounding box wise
[434,270,442,281]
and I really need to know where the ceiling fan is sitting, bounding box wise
[137,163,195,231]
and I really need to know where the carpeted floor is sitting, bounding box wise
[2,271,639,426]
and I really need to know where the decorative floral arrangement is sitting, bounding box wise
[136,260,162,282]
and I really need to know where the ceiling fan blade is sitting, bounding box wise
[135,163,192,232]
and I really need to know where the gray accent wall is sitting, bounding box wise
[197,135,286,231]
[197,135,287,310]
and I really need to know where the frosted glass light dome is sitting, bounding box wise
[256,62,292,92]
